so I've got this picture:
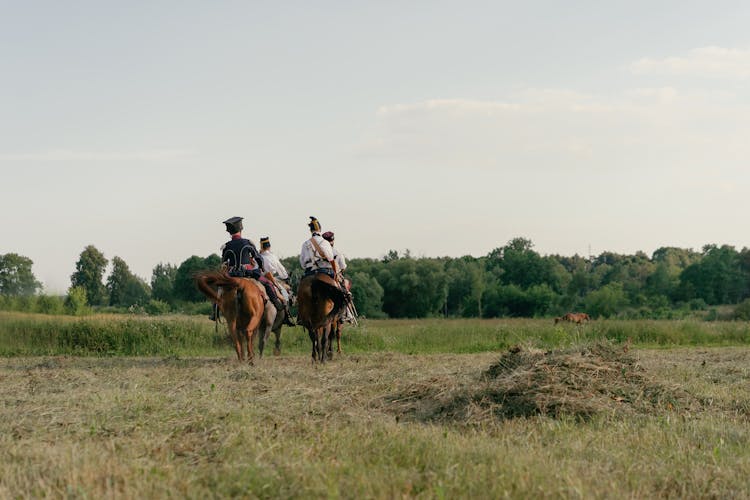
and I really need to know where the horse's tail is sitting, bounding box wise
[311,277,347,320]
[195,270,240,303]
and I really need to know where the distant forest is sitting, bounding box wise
[3,237,750,320]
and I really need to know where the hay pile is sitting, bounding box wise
[390,342,701,423]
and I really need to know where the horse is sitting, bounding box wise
[554,312,590,325]
[258,285,296,357]
[326,278,353,360]
[195,271,265,363]
[296,273,347,364]
[327,316,343,360]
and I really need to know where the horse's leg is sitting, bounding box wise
[245,327,254,365]
[308,328,317,364]
[273,323,282,356]
[336,321,342,354]
[228,319,242,361]
[258,306,274,358]
[318,326,327,364]
[326,322,334,361]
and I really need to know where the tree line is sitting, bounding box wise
[3,237,750,319]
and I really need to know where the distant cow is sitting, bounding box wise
[554,312,591,325]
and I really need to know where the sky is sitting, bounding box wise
[2,1,750,293]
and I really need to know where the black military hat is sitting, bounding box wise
[223,216,243,234]
[308,216,321,232]
[260,237,271,249]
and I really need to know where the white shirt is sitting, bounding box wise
[332,248,347,274]
[300,233,334,270]
[260,250,289,280]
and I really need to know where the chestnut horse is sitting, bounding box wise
[327,317,343,360]
[195,271,265,363]
[554,312,591,325]
[326,278,352,359]
[296,273,347,364]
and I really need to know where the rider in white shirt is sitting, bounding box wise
[322,231,347,281]
[322,230,355,322]
[259,236,295,326]
[299,216,336,279]
[260,237,290,281]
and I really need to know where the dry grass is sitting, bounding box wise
[386,342,703,423]
[2,348,750,498]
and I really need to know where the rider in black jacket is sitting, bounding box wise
[209,216,285,322]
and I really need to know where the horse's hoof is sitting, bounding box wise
[273,348,281,356]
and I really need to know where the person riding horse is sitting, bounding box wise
[299,216,338,279]
[259,236,295,326]
[210,216,286,322]
[297,216,347,363]
[322,230,355,324]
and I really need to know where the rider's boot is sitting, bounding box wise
[283,303,296,327]
[208,303,218,321]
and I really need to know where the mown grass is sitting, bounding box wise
[1,349,750,498]
[3,312,750,357]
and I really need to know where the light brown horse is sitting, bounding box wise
[554,312,591,325]
[195,271,265,363]
[296,273,347,364]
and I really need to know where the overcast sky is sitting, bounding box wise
[2,1,750,293]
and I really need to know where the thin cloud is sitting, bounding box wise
[377,99,521,117]
[629,46,750,78]
[356,87,750,171]
[0,149,194,162]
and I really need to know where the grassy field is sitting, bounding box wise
[3,311,750,357]
[2,314,750,498]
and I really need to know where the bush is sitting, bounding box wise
[733,299,750,320]
[65,286,91,316]
[144,299,171,315]
[34,295,65,315]
[689,298,708,311]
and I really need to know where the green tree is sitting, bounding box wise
[349,271,385,318]
[174,254,221,302]
[0,253,41,296]
[378,256,447,317]
[445,256,487,317]
[70,245,108,306]
[151,263,177,303]
[677,245,747,304]
[487,238,567,292]
[585,282,628,318]
[106,256,151,307]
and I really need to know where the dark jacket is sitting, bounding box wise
[222,238,263,278]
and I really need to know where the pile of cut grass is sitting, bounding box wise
[389,341,702,423]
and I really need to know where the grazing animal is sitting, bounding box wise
[296,273,347,364]
[195,271,265,363]
[555,312,591,325]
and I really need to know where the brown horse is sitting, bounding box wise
[195,271,265,363]
[554,312,591,325]
[327,316,343,360]
[326,278,353,359]
[296,273,347,364]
